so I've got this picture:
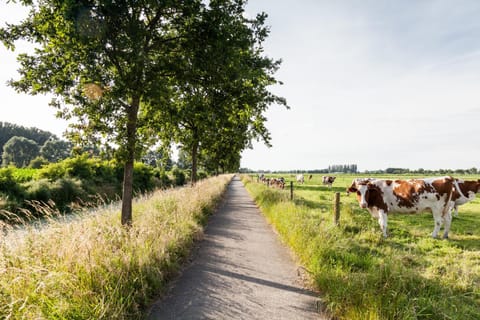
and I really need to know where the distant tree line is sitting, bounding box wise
[366,167,479,175]
[240,165,479,175]
[327,164,358,173]
[239,164,358,174]
[1,122,72,167]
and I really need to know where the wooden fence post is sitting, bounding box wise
[290,181,293,201]
[333,192,340,226]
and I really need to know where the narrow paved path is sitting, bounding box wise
[147,176,326,319]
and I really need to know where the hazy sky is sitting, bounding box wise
[2,1,480,171]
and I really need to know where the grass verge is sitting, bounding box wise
[0,174,232,319]
[242,174,480,320]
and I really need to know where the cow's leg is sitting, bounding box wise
[453,205,459,217]
[378,209,388,238]
[442,211,452,239]
[432,211,443,238]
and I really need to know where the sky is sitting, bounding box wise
[1,1,480,172]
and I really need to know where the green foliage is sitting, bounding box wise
[0,122,54,166]
[24,179,52,203]
[29,156,49,169]
[0,155,166,221]
[172,167,186,186]
[132,162,155,192]
[0,167,26,201]
[2,136,40,167]
[154,169,173,188]
[40,138,72,162]
[164,1,287,182]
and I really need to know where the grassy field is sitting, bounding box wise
[0,174,232,319]
[242,173,480,319]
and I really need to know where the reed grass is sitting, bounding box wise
[0,174,232,319]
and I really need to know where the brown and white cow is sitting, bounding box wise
[322,176,336,188]
[347,176,455,238]
[452,179,480,216]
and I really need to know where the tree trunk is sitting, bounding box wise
[121,97,140,226]
[191,138,198,186]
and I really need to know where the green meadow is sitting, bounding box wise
[242,174,480,319]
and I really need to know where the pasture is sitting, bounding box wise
[242,173,480,319]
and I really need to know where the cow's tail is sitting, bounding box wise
[452,178,466,199]
[443,177,455,217]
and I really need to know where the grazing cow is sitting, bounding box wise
[296,174,304,184]
[452,179,480,216]
[347,176,455,238]
[270,177,286,189]
[322,176,336,188]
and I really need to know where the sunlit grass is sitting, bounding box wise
[0,174,232,319]
[242,174,480,319]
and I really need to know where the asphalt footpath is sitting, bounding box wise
[146,175,328,320]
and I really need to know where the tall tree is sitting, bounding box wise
[166,0,287,184]
[40,138,72,162]
[1,1,201,225]
[2,136,40,167]
[0,122,54,165]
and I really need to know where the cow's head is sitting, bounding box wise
[347,178,379,209]
[347,178,373,194]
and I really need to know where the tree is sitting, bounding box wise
[165,0,287,184]
[40,138,72,162]
[2,136,40,167]
[1,1,202,225]
[0,122,54,166]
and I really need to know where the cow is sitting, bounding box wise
[347,176,455,239]
[322,176,336,188]
[452,179,480,216]
[296,174,304,184]
[270,177,286,189]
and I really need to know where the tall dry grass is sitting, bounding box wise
[0,174,232,319]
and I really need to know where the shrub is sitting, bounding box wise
[0,167,26,201]
[25,178,85,212]
[29,156,49,169]
[197,171,208,180]
[36,161,67,181]
[24,179,52,203]
[63,154,96,180]
[154,169,172,188]
[133,162,155,192]
[172,167,186,186]
[50,178,86,210]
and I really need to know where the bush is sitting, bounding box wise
[133,162,155,192]
[29,156,49,169]
[0,167,26,201]
[154,169,172,188]
[25,177,85,212]
[50,178,86,210]
[172,167,186,186]
[36,161,67,181]
[24,179,52,203]
[63,154,96,180]
[197,171,208,181]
